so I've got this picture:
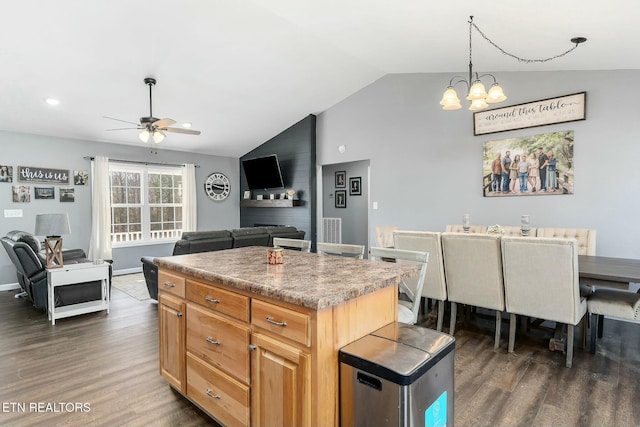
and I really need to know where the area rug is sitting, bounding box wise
[112,273,150,301]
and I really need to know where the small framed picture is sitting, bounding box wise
[12,186,30,203]
[243,190,251,199]
[279,193,286,199]
[74,170,89,185]
[335,171,346,188]
[349,177,361,196]
[335,190,346,208]
[0,165,13,183]
[60,188,75,202]
[34,186,55,199]
[256,194,263,201]
[269,194,275,200]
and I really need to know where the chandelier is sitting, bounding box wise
[440,16,587,111]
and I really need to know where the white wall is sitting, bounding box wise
[0,131,239,284]
[317,70,640,258]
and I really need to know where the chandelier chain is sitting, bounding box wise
[470,21,580,64]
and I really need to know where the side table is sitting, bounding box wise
[47,262,110,325]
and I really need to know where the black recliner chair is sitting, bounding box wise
[2,230,111,311]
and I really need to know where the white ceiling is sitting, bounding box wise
[1,0,637,157]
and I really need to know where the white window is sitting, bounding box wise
[109,164,183,245]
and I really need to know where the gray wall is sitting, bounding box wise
[322,160,369,253]
[0,131,239,284]
[240,115,317,247]
[317,70,640,258]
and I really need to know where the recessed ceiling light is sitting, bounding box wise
[45,98,60,106]
[182,122,192,128]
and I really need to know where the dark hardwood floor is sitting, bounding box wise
[1,283,639,427]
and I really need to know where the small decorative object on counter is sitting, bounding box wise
[267,247,284,264]
[286,189,296,199]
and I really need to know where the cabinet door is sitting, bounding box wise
[159,293,185,392]
[251,332,311,427]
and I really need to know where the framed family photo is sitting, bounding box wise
[335,190,347,208]
[335,171,346,188]
[349,177,361,195]
[482,130,574,197]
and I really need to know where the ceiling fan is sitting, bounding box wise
[105,77,201,143]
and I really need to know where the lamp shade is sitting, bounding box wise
[152,130,165,144]
[486,83,507,103]
[35,213,71,237]
[139,129,151,143]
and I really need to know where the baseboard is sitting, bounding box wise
[0,283,21,292]
[114,267,143,276]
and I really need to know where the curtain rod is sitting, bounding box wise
[83,156,199,168]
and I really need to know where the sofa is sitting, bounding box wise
[141,226,305,300]
[1,230,112,311]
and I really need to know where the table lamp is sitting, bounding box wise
[35,213,71,268]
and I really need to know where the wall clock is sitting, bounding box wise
[204,172,231,201]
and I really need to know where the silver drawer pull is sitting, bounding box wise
[205,389,221,399]
[266,316,287,327]
[205,296,221,303]
[163,282,176,288]
[206,336,221,345]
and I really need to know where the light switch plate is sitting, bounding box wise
[4,209,23,218]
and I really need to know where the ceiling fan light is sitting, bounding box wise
[467,81,488,101]
[486,83,507,103]
[152,130,165,144]
[139,129,150,143]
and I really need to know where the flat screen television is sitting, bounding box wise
[241,154,285,190]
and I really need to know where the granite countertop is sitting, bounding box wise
[155,246,418,310]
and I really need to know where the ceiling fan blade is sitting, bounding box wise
[106,127,141,131]
[103,116,140,126]
[162,127,201,135]
[152,118,176,128]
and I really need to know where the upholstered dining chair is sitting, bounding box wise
[393,230,447,331]
[498,225,538,237]
[317,242,365,259]
[587,288,640,354]
[272,237,311,253]
[444,224,488,234]
[441,232,505,348]
[501,236,587,368]
[369,247,429,325]
[374,225,398,248]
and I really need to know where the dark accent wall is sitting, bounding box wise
[240,115,317,248]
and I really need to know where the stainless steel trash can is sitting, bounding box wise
[340,322,455,427]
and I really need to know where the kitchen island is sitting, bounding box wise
[155,246,417,427]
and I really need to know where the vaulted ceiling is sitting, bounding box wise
[1,1,636,157]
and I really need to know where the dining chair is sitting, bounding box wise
[374,225,398,248]
[587,288,640,354]
[444,224,488,234]
[393,230,447,331]
[501,236,587,368]
[272,237,311,253]
[498,225,538,237]
[441,232,505,348]
[369,247,429,325]
[317,242,365,259]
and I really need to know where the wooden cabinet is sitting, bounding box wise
[159,293,185,393]
[158,266,397,427]
[251,332,310,427]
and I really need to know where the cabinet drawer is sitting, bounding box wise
[186,353,250,427]
[251,300,311,347]
[158,270,186,299]
[186,304,250,384]
[187,280,249,323]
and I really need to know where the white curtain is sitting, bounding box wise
[88,156,113,261]
[182,163,197,232]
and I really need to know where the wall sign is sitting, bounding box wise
[473,92,586,136]
[18,166,70,184]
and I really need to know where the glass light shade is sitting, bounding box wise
[466,81,487,100]
[486,83,507,103]
[152,130,165,144]
[439,87,462,110]
[35,213,71,236]
[469,98,489,111]
[139,129,150,143]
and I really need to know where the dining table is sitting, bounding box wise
[578,255,640,289]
